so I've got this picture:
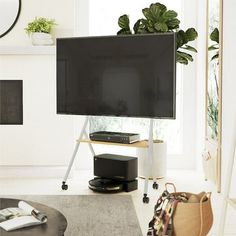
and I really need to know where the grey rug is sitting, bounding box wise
[2,195,142,236]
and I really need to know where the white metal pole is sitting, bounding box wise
[63,116,89,183]
[144,119,154,196]
[84,117,96,156]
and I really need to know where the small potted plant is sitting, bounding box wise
[25,17,56,45]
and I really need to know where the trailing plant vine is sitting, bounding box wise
[117,2,198,65]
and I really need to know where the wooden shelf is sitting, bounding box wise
[0,46,56,55]
[228,199,236,210]
[78,139,150,148]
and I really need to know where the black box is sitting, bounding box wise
[90,131,140,144]
[94,153,138,181]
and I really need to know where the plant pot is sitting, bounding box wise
[31,32,53,46]
[137,140,167,179]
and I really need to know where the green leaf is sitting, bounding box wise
[117,28,132,35]
[211,53,219,61]
[166,18,180,29]
[163,10,178,19]
[118,15,130,30]
[154,22,168,32]
[154,3,167,13]
[142,8,153,21]
[182,45,198,52]
[177,51,193,62]
[208,45,219,51]
[176,30,187,48]
[185,28,198,41]
[134,19,149,34]
[147,26,155,33]
[149,4,161,20]
[176,52,188,65]
[210,28,219,43]
[133,20,141,34]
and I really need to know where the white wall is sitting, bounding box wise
[195,0,207,172]
[0,0,220,175]
[0,56,75,166]
[0,0,76,169]
[221,0,236,193]
[0,0,74,46]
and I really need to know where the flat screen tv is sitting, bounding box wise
[57,33,176,119]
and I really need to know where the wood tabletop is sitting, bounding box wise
[0,198,67,236]
[78,139,163,148]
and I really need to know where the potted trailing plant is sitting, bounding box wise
[25,17,56,45]
[117,2,198,65]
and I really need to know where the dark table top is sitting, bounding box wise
[0,198,67,236]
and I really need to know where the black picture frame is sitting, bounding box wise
[0,80,23,125]
[0,0,21,38]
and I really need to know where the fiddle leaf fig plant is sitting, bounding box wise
[208,27,219,61]
[117,2,198,65]
[118,15,132,35]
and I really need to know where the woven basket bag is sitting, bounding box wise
[166,183,213,236]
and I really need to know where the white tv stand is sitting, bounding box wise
[61,116,158,203]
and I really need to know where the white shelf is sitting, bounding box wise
[79,139,163,148]
[79,139,149,148]
[0,45,56,55]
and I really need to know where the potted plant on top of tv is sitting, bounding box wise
[25,17,57,46]
[117,2,198,65]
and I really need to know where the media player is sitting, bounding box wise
[89,131,140,144]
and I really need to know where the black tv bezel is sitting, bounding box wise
[56,33,176,119]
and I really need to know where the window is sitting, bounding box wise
[87,0,197,168]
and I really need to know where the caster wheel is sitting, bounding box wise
[152,182,159,190]
[61,182,68,190]
[143,194,149,204]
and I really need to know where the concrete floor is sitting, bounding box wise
[0,169,235,236]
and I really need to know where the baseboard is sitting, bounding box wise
[0,166,72,179]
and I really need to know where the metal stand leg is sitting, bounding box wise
[143,119,154,203]
[61,116,95,190]
[152,122,158,190]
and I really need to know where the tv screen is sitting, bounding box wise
[57,33,176,118]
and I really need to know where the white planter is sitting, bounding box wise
[31,32,53,46]
[137,140,167,178]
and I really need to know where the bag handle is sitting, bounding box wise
[165,183,177,193]
[199,192,211,236]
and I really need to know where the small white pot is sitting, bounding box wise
[137,140,167,179]
[31,32,53,46]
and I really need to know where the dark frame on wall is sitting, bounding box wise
[0,80,23,125]
[0,0,21,38]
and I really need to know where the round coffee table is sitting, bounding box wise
[0,198,67,236]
